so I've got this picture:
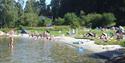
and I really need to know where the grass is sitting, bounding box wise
[18,26,69,36]
[0,28,13,33]
[1,26,125,46]
[74,28,125,47]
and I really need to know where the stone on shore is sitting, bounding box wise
[0,31,5,36]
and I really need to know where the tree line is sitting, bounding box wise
[0,0,125,28]
[51,0,125,27]
[0,0,49,28]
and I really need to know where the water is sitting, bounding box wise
[0,37,105,63]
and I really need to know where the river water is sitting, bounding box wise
[0,37,105,63]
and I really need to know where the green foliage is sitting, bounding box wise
[44,17,52,26]
[80,13,116,28]
[64,13,80,29]
[0,0,120,28]
[0,0,19,27]
[54,17,65,25]
[21,13,39,27]
[53,26,69,31]
[19,0,39,27]
[79,10,86,26]
[0,28,12,33]
[38,0,46,15]
[119,40,125,47]
[38,17,52,26]
[51,0,125,25]
[102,13,116,26]
[20,26,69,36]
[84,13,102,28]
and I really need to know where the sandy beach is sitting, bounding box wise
[54,36,124,53]
[0,31,124,53]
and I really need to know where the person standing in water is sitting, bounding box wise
[9,36,14,48]
[8,30,15,48]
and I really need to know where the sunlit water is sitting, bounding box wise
[0,37,105,63]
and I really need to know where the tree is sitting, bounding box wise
[38,0,47,16]
[54,17,65,25]
[21,0,39,27]
[84,13,103,28]
[44,17,52,26]
[21,13,39,26]
[38,17,52,26]
[0,0,5,27]
[0,0,19,27]
[80,10,86,26]
[101,13,116,26]
[51,0,125,26]
[51,0,62,18]
[64,13,80,29]
[14,1,24,27]
[82,13,116,28]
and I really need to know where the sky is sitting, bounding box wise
[46,0,51,5]
[15,0,51,9]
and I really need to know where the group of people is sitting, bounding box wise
[0,29,55,47]
[84,26,125,41]
[0,26,125,47]
[18,27,54,40]
[28,31,54,40]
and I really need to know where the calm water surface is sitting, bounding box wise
[0,37,105,63]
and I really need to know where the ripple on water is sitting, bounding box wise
[0,37,105,63]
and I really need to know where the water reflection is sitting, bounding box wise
[9,37,14,48]
[77,47,85,54]
[0,38,12,63]
[51,43,105,63]
[0,37,105,63]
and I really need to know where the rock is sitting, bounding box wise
[0,31,5,36]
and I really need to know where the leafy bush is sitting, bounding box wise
[119,40,125,47]
[0,28,11,33]
[80,13,116,28]
[64,13,80,29]
[84,13,102,28]
[54,17,65,25]
[44,17,52,26]
[20,13,39,27]
[38,17,52,26]
[101,13,116,26]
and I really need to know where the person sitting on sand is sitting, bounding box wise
[42,31,49,39]
[46,31,51,39]
[39,33,43,38]
[100,33,108,41]
[46,31,54,40]
[35,32,40,38]
[85,32,96,38]
[116,28,124,40]
[29,33,34,37]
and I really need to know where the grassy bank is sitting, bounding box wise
[0,26,125,46]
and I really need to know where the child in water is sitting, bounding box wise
[9,36,14,48]
[8,29,15,48]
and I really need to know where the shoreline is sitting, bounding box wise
[53,36,124,53]
[0,33,124,53]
